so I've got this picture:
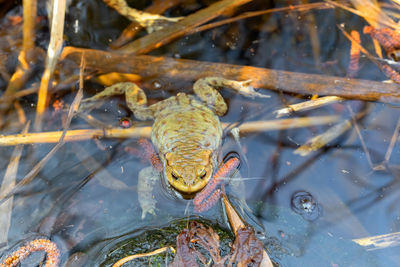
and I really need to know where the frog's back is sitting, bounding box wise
[151,94,222,156]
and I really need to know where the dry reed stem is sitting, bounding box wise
[22,0,36,53]
[0,116,339,146]
[190,2,331,34]
[118,0,253,54]
[0,59,84,202]
[112,247,172,267]
[294,119,352,156]
[327,0,399,30]
[350,0,399,30]
[0,0,38,127]
[274,96,344,118]
[222,194,273,267]
[0,122,29,243]
[35,0,67,130]
[111,0,183,48]
[352,231,400,251]
[61,47,400,103]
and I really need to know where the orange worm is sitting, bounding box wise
[0,239,60,267]
[194,157,240,212]
[347,30,361,78]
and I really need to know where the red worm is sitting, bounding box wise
[364,26,400,53]
[0,239,60,267]
[381,64,400,84]
[194,189,221,213]
[194,157,240,212]
[138,138,163,172]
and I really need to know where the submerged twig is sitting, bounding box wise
[294,119,352,156]
[0,122,29,244]
[353,231,400,251]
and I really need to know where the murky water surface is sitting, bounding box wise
[1,0,400,266]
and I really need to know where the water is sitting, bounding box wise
[1,0,400,265]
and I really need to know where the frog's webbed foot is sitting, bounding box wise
[193,77,270,115]
[138,166,161,219]
[104,0,183,33]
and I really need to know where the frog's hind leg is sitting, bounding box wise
[193,77,270,116]
[138,166,160,219]
[79,82,154,120]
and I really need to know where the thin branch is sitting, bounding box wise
[0,116,339,146]
[61,47,400,103]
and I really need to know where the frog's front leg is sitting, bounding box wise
[79,82,154,120]
[138,166,160,219]
[193,77,270,116]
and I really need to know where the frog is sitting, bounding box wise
[79,77,269,218]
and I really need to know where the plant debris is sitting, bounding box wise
[171,221,264,267]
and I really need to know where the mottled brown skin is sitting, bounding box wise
[80,77,261,217]
[152,94,222,193]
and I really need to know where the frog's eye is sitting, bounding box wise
[199,170,207,179]
[171,171,179,180]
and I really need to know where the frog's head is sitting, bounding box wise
[164,150,213,194]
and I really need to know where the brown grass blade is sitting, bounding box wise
[117,0,253,54]
[191,2,331,34]
[327,0,400,30]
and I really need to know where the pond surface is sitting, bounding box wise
[0,0,400,266]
